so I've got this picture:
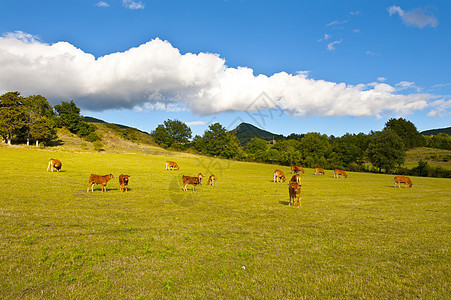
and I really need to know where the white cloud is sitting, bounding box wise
[123,0,144,10]
[427,99,451,117]
[326,20,348,27]
[0,32,432,119]
[327,40,342,51]
[317,33,331,42]
[96,1,109,8]
[185,121,206,126]
[388,5,438,29]
[377,77,387,82]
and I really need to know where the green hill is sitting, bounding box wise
[233,122,283,146]
[421,127,451,136]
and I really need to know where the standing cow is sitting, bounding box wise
[47,158,62,172]
[87,174,114,192]
[291,165,305,174]
[274,170,286,183]
[394,176,413,188]
[166,161,179,171]
[314,168,325,175]
[288,182,301,207]
[334,169,348,178]
[119,174,130,192]
[182,173,204,191]
[207,175,216,186]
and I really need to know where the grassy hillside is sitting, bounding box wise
[0,145,449,298]
[404,147,451,169]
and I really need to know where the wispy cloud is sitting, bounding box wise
[327,40,342,51]
[0,32,433,119]
[388,5,438,29]
[185,121,206,126]
[349,10,361,16]
[317,33,331,42]
[326,20,348,27]
[123,0,145,10]
[427,99,451,117]
[95,1,109,8]
[378,77,387,82]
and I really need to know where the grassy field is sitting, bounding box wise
[0,145,449,299]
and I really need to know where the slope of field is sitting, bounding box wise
[404,147,451,169]
[0,146,449,298]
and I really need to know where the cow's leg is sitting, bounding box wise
[47,161,51,172]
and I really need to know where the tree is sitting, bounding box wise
[244,137,268,154]
[30,118,56,146]
[151,119,192,149]
[54,100,94,137]
[0,92,27,145]
[367,129,406,173]
[384,118,425,149]
[23,95,55,146]
[152,125,172,148]
[198,123,241,158]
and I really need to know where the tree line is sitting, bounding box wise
[152,118,451,178]
[0,92,99,146]
[2,91,450,177]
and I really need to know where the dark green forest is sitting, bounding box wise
[1,91,450,178]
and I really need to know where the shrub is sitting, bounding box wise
[92,140,104,152]
[85,132,101,142]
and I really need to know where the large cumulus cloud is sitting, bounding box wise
[0,31,430,117]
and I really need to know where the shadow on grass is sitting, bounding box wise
[279,201,290,206]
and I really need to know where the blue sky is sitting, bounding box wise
[0,0,450,137]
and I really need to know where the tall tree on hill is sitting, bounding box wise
[0,92,27,145]
[197,123,241,158]
[384,117,425,149]
[54,100,94,137]
[151,119,192,149]
[367,129,405,173]
[23,95,55,146]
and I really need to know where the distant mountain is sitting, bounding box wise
[421,127,451,136]
[233,122,283,146]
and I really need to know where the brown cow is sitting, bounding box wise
[87,174,114,192]
[394,176,413,188]
[288,182,301,207]
[314,167,325,175]
[119,174,130,192]
[290,174,301,185]
[291,165,305,174]
[334,169,347,178]
[207,175,215,186]
[182,173,204,191]
[166,161,179,171]
[47,158,62,172]
[274,170,286,183]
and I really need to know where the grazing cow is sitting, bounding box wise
[182,173,204,191]
[47,158,62,172]
[119,174,130,192]
[314,167,325,175]
[334,169,348,179]
[166,161,179,171]
[274,170,286,183]
[291,165,305,174]
[288,182,301,207]
[207,175,215,185]
[394,176,413,188]
[87,174,114,192]
[290,174,301,185]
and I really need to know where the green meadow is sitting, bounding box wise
[0,145,449,299]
